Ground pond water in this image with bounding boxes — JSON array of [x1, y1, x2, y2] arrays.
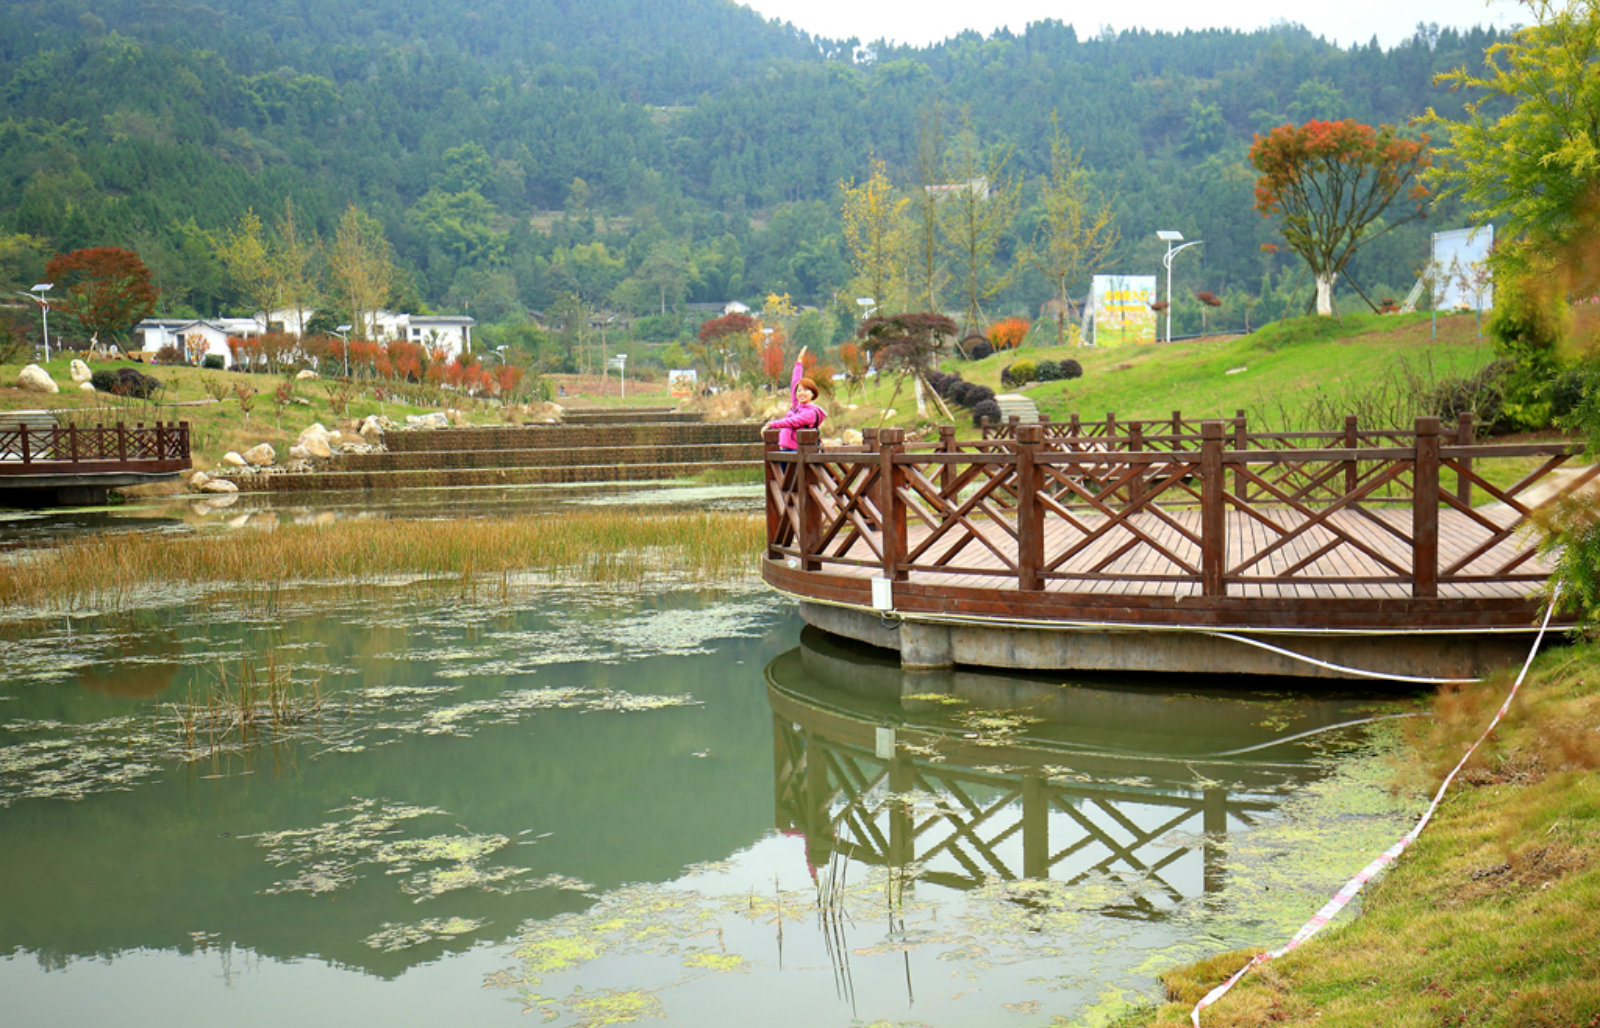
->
[[0, 570, 1425, 1027]]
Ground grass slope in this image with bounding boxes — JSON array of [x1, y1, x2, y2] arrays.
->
[[1131, 642, 1600, 1028], [833, 312, 1494, 436]]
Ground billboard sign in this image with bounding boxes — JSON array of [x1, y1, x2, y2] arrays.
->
[[668, 369, 698, 397], [1431, 225, 1493, 311], [1090, 275, 1158, 347]]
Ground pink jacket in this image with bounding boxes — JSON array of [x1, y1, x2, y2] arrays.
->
[[769, 358, 826, 450]]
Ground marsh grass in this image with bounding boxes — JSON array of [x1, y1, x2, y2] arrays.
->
[[172, 653, 324, 758], [0, 510, 765, 611], [1135, 641, 1600, 1028]]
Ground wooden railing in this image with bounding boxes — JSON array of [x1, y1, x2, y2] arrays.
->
[[0, 421, 191, 473], [764, 416, 1593, 603]]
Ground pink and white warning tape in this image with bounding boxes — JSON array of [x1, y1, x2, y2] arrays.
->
[[1190, 590, 1562, 1027]]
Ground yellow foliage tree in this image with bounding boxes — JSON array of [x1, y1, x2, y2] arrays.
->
[[839, 157, 908, 319]]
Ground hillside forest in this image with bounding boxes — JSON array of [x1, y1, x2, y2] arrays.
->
[[0, 0, 1509, 369]]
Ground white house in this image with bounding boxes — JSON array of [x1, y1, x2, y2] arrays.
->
[[133, 317, 266, 367], [133, 309, 477, 366], [362, 311, 476, 361]]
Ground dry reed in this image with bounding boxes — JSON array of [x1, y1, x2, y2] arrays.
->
[[1, 510, 766, 611]]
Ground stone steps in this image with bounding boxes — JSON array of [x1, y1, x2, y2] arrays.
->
[[229, 459, 763, 492], [227, 415, 765, 493], [994, 393, 1041, 422]]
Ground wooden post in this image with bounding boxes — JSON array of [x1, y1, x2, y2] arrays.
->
[[18, 422, 30, 464], [1413, 416, 1440, 598], [763, 427, 783, 556], [1016, 424, 1044, 590], [862, 426, 878, 452], [1128, 422, 1145, 506], [1201, 421, 1226, 597], [68, 423, 79, 463], [1455, 411, 1473, 507], [1172, 409, 1182, 438], [1106, 410, 1117, 446], [1343, 415, 1359, 497], [1231, 410, 1247, 500], [1069, 412, 1081, 439], [796, 429, 824, 571], [878, 428, 908, 581], [938, 424, 956, 496], [117, 423, 127, 463]]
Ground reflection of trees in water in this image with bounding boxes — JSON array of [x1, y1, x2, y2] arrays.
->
[[78, 629, 184, 698]]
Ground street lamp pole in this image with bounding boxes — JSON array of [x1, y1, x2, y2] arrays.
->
[[1156, 232, 1202, 343], [335, 323, 353, 379], [26, 283, 52, 361]]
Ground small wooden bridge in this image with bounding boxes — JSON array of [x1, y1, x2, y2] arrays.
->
[[0, 418, 191, 505], [763, 412, 1595, 681]]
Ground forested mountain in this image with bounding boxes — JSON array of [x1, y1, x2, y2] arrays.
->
[[0, 0, 1505, 352]]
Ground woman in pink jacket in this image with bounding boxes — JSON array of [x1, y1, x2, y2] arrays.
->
[[764, 345, 826, 450]]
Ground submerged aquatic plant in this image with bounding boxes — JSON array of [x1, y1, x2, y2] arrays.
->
[[171, 653, 324, 756]]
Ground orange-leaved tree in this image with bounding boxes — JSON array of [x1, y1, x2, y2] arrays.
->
[[987, 317, 1030, 350], [1249, 119, 1430, 316], [45, 246, 159, 345]]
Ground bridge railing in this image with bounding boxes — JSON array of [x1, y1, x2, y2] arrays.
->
[[0, 421, 191, 471], [764, 417, 1593, 601]]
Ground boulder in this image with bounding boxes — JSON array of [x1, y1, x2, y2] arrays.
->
[[295, 369, 319, 380], [243, 443, 276, 467], [79, 381, 96, 392], [222, 451, 248, 467], [200, 477, 239, 493], [359, 416, 386, 445], [69, 359, 92, 384], [16, 364, 58, 394], [405, 411, 450, 430], [841, 429, 864, 446], [288, 444, 310, 460], [188, 471, 211, 491], [296, 423, 334, 459]]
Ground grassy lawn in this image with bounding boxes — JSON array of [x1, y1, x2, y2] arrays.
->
[[828, 311, 1496, 439], [1125, 639, 1600, 1028]]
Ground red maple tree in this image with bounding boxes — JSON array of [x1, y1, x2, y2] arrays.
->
[[44, 246, 159, 344]]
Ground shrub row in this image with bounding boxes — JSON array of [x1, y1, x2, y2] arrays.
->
[[925, 370, 998, 427]]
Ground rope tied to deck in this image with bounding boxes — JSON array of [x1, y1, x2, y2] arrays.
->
[[1190, 584, 1563, 1027]]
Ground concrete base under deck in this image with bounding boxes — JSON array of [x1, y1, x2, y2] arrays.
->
[[798, 600, 1539, 682]]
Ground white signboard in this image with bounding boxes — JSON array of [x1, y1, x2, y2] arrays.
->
[[1432, 225, 1493, 311], [668, 369, 698, 397], [1089, 275, 1158, 347]]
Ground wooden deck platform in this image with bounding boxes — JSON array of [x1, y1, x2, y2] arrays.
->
[[0, 420, 190, 505], [762, 415, 1594, 679]]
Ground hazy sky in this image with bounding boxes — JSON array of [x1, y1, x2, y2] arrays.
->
[[742, 0, 1521, 50]]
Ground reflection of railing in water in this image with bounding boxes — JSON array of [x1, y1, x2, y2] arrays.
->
[[772, 712, 1269, 917], [765, 641, 1347, 918]]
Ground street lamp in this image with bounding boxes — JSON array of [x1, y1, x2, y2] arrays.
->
[[22, 283, 51, 361], [334, 323, 353, 379], [608, 352, 628, 399], [1156, 231, 1202, 343]]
